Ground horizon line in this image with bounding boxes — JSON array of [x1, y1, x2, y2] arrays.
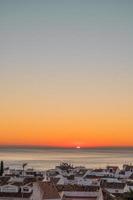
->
[[0, 144, 133, 149]]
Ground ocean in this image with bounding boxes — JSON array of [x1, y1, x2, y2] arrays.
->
[[0, 147, 133, 170]]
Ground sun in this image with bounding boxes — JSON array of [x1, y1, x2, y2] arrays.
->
[[76, 146, 81, 149]]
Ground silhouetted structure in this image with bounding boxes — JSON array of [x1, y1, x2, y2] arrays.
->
[[0, 161, 4, 176]]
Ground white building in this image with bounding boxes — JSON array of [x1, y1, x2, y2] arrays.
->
[[0, 183, 32, 200], [61, 189, 104, 200]]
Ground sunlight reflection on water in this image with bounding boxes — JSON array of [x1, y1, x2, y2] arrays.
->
[[0, 147, 133, 170]]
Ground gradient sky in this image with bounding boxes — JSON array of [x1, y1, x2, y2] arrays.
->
[[0, 0, 133, 147]]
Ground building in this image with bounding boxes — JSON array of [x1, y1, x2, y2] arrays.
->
[[32, 181, 61, 200]]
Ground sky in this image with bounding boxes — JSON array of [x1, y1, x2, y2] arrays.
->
[[0, 0, 133, 147]]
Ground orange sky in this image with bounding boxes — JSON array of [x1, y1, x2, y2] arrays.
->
[[0, 93, 132, 147], [0, 68, 132, 147]]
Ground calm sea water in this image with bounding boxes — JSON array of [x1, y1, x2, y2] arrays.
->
[[0, 147, 133, 170]]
